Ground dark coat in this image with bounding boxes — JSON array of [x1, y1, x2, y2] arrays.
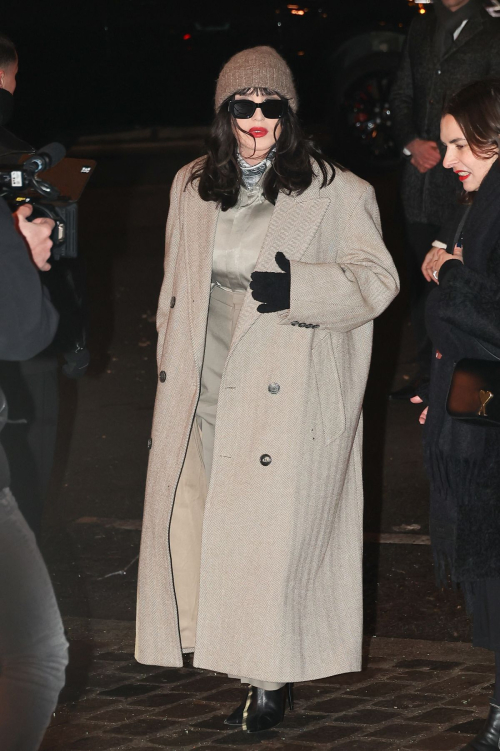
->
[[390, 6, 500, 227], [424, 161, 500, 582], [0, 197, 58, 490]]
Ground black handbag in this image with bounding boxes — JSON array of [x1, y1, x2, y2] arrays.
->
[[447, 356, 500, 427]]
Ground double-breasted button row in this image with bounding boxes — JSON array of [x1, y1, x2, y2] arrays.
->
[[291, 321, 319, 329], [260, 454, 272, 466], [170, 296, 176, 308], [159, 371, 166, 383]]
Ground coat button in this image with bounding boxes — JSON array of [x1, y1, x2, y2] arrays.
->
[[260, 454, 272, 466], [147, 438, 152, 450], [159, 370, 166, 383], [170, 296, 176, 308], [298, 322, 306, 327], [291, 321, 299, 326], [268, 383, 280, 394], [312, 324, 320, 329]]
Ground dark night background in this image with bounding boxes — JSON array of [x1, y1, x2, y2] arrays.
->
[[3, 4, 500, 747], [3, 0, 418, 161], [2, 0, 487, 644]]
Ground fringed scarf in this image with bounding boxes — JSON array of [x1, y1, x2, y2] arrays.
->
[[424, 162, 500, 587]]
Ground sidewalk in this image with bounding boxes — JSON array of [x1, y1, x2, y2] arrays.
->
[[41, 617, 494, 751]]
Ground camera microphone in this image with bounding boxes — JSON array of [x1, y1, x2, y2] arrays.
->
[[24, 142, 66, 174]]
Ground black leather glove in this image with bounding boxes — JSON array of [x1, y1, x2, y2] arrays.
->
[[250, 252, 291, 314]]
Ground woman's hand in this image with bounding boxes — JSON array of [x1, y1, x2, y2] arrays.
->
[[250, 252, 291, 313], [422, 244, 463, 284], [410, 395, 428, 424]]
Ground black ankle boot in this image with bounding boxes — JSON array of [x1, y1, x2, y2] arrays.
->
[[460, 703, 500, 750], [224, 699, 246, 726], [237, 683, 293, 733]]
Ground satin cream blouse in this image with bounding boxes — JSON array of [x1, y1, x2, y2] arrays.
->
[[212, 185, 275, 293]]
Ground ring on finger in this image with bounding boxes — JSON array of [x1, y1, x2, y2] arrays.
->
[[432, 269, 439, 280]]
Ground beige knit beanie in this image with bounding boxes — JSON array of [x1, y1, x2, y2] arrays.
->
[[214, 46, 298, 112]]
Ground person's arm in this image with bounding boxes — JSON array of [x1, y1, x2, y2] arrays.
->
[[0, 197, 58, 360], [278, 185, 399, 332], [436, 245, 500, 352], [390, 21, 440, 173], [390, 22, 419, 152]]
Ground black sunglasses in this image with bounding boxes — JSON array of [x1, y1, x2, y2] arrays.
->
[[228, 99, 289, 120]]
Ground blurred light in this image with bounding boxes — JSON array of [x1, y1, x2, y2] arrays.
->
[[183, 33, 191, 40], [291, 9, 305, 14], [287, 4, 300, 7], [298, 50, 305, 55], [419, 7, 426, 13], [322, 12, 328, 17]]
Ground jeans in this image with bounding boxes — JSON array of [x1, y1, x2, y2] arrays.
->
[[0, 487, 68, 751]]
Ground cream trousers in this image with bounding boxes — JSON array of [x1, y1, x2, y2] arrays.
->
[[169, 285, 284, 691]]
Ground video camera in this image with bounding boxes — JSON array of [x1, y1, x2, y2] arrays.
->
[[0, 143, 95, 260]]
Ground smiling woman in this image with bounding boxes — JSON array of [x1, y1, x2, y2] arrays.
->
[[417, 79, 500, 751]]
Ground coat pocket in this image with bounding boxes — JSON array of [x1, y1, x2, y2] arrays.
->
[[312, 334, 346, 445]]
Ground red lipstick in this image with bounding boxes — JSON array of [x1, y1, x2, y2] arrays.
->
[[454, 171, 470, 182], [248, 127, 268, 138]]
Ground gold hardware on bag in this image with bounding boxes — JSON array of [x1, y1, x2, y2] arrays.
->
[[478, 389, 494, 416]]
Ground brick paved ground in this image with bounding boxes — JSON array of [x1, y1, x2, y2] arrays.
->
[[40, 617, 495, 751]]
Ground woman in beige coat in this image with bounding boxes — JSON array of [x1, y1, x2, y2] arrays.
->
[[136, 46, 399, 733]]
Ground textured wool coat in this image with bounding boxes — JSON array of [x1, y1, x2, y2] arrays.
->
[[390, 5, 500, 226], [135, 161, 399, 682]]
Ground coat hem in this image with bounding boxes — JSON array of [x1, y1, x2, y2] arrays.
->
[[191, 656, 363, 683]]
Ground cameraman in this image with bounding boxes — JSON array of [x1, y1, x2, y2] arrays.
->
[[0, 33, 89, 538], [0, 195, 68, 749]]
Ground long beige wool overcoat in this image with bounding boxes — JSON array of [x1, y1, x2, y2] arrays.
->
[[136, 159, 399, 683]]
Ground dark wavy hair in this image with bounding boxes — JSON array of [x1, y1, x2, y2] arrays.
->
[[443, 79, 500, 203], [189, 88, 341, 210], [444, 79, 500, 160]]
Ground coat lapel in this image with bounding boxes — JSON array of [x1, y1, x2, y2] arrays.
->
[[441, 14, 484, 63], [227, 185, 330, 357], [183, 188, 219, 370]]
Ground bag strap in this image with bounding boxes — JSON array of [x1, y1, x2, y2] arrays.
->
[[451, 205, 472, 248]]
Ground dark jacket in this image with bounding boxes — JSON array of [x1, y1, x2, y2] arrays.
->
[[390, 6, 500, 227], [0, 197, 59, 489], [423, 161, 500, 582]]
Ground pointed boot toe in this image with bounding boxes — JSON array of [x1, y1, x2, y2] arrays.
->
[[459, 703, 500, 751], [224, 700, 245, 726], [242, 683, 293, 733]]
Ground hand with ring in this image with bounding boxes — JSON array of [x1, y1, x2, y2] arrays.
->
[[422, 244, 464, 284]]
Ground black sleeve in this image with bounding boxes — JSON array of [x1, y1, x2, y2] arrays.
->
[[389, 20, 419, 151], [438, 249, 500, 353], [0, 197, 59, 361]]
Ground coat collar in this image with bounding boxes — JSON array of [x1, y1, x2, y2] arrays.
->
[[182, 173, 330, 367], [228, 184, 330, 357], [440, 11, 486, 62]]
